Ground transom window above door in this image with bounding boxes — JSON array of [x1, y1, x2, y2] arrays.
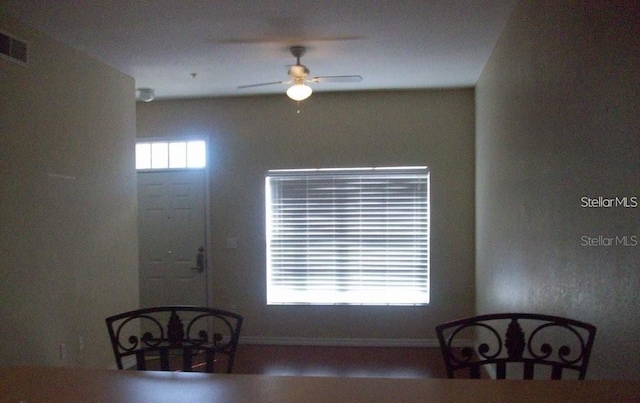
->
[[136, 140, 206, 170]]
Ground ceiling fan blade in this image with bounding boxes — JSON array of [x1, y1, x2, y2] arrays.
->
[[238, 81, 289, 89], [212, 36, 363, 45], [310, 75, 363, 83]]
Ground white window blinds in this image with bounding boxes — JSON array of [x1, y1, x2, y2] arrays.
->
[[265, 167, 430, 305]]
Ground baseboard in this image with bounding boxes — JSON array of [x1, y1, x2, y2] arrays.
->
[[240, 336, 473, 348], [483, 364, 497, 379], [119, 356, 137, 370]]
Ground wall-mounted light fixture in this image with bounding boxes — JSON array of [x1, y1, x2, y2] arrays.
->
[[136, 88, 155, 102]]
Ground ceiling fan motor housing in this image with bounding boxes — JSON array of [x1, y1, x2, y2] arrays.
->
[[288, 64, 309, 78]]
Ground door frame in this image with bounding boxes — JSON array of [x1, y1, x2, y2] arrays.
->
[[135, 136, 212, 308]]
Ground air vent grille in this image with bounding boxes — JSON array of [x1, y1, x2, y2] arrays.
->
[[0, 30, 28, 66]]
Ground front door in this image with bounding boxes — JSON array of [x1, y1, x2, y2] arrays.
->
[[137, 170, 208, 307]]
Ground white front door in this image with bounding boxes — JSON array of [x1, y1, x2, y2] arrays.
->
[[137, 170, 208, 307]]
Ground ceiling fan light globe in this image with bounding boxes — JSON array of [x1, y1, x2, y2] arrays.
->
[[286, 84, 312, 101]]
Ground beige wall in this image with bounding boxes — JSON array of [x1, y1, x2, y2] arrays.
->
[[0, 15, 139, 368], [476, 1, 639, 379], [137, 89, 476, 343]]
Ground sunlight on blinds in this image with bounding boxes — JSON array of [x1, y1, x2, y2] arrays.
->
[[266, 167, 429, 305]]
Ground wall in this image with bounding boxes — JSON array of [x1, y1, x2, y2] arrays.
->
[[476, 0, 639, 379], [0, 14, 139, 368], [137, 89, 475, 344]]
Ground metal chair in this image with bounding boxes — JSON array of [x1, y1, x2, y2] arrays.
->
[[106, 306, 243, 373], [436, 313, 596, 379]]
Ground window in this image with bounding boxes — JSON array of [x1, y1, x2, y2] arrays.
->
[[135, 140, 206, 170], [265, 167, 430, 305]]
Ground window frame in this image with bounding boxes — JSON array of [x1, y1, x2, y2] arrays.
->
[[265, 166, 430, 306], [135, 139, 207, 171]]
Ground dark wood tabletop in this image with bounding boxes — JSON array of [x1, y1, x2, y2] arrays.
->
[[1, 365, 639, 402]]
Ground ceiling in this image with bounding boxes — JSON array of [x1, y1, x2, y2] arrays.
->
[[2, 0, 518, 101]]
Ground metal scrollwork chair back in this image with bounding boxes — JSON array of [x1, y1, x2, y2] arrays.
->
[[106, 306, 243, 373], [436, 313, 596, 380]]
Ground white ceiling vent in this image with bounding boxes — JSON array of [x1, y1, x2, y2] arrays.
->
[[0, 30, 28, 66]]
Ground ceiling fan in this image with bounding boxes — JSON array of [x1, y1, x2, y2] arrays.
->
[[238, 46, 362, 101]]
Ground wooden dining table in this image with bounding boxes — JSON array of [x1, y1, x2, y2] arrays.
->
[[1, 365, 639, 402]]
